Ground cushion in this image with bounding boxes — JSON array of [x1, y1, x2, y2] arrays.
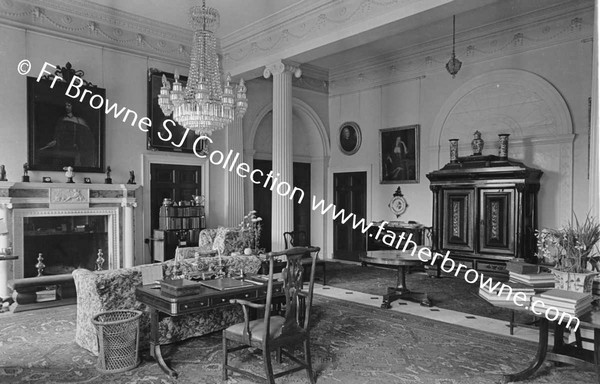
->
[[198, 228, 218, 247], [224, 316, 285, 342], [174, 245, 217, 262], [212, 227, 242, 255]]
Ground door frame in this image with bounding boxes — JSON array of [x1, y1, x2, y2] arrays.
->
[[328, 165, 372, 260], [141, 153, 209, 263]]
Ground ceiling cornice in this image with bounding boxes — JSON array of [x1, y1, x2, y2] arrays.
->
[[328, 1, 593, 96], [0, 0, 191, 65]]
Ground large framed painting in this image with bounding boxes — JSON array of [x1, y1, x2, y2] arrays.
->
[[27, 77, 105, 172], [379, 124, 420, 184], [147, 69, 207, 153]]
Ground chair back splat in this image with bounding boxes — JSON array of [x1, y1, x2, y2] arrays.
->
[[223, 246, 320, 384]]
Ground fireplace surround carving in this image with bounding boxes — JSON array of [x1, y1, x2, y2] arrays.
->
[[0, 182, 139, 298]]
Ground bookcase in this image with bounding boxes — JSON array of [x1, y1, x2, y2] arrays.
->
[[152, 204, 206, 262]]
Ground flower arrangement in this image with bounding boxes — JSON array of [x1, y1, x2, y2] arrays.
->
[[535, 213, 600, 273], [237, 210, 263, 253]]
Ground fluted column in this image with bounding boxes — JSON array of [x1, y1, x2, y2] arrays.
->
[[227, 116, 245, 227], [264, 61, 301, 251], [121, 200, 137, 268]]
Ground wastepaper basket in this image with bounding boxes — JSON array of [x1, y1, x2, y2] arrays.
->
[[92, 309, 142, 373]]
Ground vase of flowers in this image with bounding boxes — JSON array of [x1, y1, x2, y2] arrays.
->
[[237, 210, 263, 254], [536, 214, 600, 293]]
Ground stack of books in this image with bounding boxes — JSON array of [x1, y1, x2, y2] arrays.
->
[[478, 281, 536, 306], [509, 272, 555, 288], [532, 288, 594, 318]]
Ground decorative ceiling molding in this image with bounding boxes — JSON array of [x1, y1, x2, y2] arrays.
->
[[0, 0, 191, 65], [221, 0, 456, 76], [328, 2, 593, 96]]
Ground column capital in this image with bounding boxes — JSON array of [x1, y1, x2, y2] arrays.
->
[[263, 61, 302, 79], [0, 201, 13, 210]]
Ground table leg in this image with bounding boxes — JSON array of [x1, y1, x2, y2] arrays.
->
[[381, 265, 432, 308], [502, 317, 549, 383], [149, 308, 178, 378]]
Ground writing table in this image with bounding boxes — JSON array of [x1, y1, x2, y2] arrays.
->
[[500, 305, 600, 383], [135, 279, 283, 378]]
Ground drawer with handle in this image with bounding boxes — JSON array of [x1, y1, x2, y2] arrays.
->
[[210, 290, 259, 306], [178, 297, 210, 313]]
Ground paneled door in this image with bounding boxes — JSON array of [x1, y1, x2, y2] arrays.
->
[[253, 160, 311, 252], [333, 172, 366, 262], [442, 189, 475, 252], [479, 188, 515, 255]]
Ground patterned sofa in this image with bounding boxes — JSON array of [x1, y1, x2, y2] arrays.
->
[[72, 254, 262, 355]]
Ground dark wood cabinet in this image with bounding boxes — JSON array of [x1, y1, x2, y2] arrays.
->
[[427, 155, 542, 273]]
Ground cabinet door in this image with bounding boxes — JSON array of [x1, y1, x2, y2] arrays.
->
[[442, 189, 475, 252], [479, 189, 515, 255]]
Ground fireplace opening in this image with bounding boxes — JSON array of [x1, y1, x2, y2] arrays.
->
[[23, 215, 108, 277]]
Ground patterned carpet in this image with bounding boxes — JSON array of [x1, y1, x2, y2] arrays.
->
[[322, 261, 535, 323], [0, 294, 598, 384]]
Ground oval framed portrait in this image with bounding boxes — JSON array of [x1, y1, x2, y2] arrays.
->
[[338, 122, 361, 155]]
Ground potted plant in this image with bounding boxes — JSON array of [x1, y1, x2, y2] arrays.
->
[[536, 213, 600, 293]]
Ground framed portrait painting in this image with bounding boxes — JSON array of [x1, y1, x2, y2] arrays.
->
[[338, 121, 361, 155], [27, 77, 105, 172], [147, 69, 207, 154], [379, 125, 420, 184]]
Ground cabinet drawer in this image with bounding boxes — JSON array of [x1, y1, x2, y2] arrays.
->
[[210, 290, 258, 306], [178, 298, 209, 313]]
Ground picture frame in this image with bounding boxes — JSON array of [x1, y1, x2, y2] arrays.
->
[[27, 77, 105, 172], [379, 125, 420, 184], [338, 122, 362, 155], [147, 69, 207, 154]]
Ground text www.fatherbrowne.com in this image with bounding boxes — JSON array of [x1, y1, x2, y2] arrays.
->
[[21, 61, 580, 332]]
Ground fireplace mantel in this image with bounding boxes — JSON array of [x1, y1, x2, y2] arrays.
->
[[0, 182, 140, 298]]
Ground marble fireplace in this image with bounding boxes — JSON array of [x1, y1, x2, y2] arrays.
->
[[0, 182, 139, 298]]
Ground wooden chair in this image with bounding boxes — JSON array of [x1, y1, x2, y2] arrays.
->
[[222, 246, 320, 384], [283, 231, 326, 285]]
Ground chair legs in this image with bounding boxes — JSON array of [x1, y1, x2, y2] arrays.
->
[[222, 335, 228, 382], [263, 347, 276, 384], [304, 339, 316, 384]]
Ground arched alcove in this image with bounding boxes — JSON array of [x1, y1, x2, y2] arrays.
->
[[244, 98, 330, 255], [429, 69, 574, 227]]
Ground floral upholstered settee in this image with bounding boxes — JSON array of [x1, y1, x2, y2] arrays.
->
[[72, 254, 262, 355], [174, 226, 253, 261]]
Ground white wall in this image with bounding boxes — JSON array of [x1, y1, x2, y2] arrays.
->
[[327, 21, 593, 258], [0, 25, 234, 264]]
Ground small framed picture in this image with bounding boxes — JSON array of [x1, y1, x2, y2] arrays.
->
[[338, 122, 361, 155], [84, 177, 92, 184], [42, 176, 52, 183]]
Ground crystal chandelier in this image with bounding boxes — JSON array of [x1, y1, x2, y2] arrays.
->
[[158, 0, 248, 136], [446, 15, 462, 78]]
